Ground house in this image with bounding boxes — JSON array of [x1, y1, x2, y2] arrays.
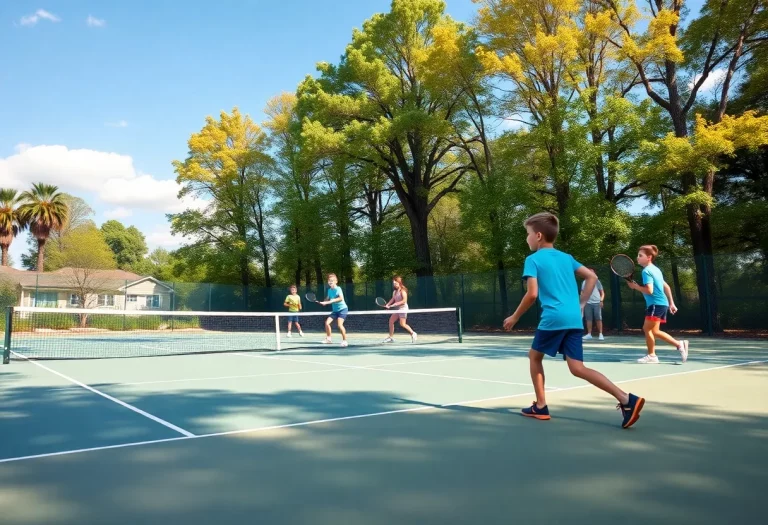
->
[[0, 266, 175, 311]]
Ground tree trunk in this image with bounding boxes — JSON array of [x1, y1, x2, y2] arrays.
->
[[403, 202, 436, 306], [1, 245, 7, 267], [314, 254, 323, 298], [670, 259, 683, 308], [36, 238, 47, 272], [240, 253, 250, 310], [294, 228, 302, 287]]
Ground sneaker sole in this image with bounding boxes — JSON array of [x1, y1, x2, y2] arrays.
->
[[622, 397, 645, 429], [522, 412, 551, 421]]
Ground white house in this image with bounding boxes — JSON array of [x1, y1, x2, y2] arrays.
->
[[0, 266, 175, 311]]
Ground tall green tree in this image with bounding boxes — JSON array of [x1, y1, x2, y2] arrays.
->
[[17, 183, 69, 272], [0, 189, 23, 267], [264, 92, 326, 288], [592, 0, 768, 330], [300, 0, 480, 280], [172, 108, 275, 305], [101, 220, 149, 271]]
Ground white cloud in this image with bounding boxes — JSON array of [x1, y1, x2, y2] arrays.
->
[[86, 15, 106, 28], [20, 9, 60, 26], [104, 207, 133, 219], [0, 144, 206, 213], [689, 69, 728, 93], [105, 120, 129, 128]]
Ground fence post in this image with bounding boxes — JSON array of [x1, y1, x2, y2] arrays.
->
[[208, 283, 213, 312], [702, 255, 714, 336], [460, 274, 465, 320], [3, 306, 13, 364]]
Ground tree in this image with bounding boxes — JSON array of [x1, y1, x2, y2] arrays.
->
[[53, 224, 117, 325], [591, 0, 768, 330], [264, 92, 326, 288], [300, 0, 480, 280], [101, 220, 149, 271], [172, 108, 275, 305], [17, 183, 69, 272], [0, 189, 23, 267]]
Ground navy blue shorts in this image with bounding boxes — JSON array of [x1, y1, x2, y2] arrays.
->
[[286, 315, 299, 323], [532, 329, 584, 361], [645, 305, 668, 324], [329, 309, 348, 321]]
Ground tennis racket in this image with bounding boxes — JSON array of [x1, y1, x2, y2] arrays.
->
[[375, 297, 388, 307], [305, 292, 320, 303], [610, 254, 636, 283]]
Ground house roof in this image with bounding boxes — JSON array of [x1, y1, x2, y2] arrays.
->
[[0, 266, 145, 289], [118, 276, 175, 292]]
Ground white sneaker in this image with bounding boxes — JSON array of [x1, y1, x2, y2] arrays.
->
[[382, 337, 394, 343], [678, 340, 689, 363], [322, 337, 332, 344], [286, 333, 292, 338], [299, 331, 304, 337], [411, 332, 418, 343], [340, 340, 348, 347], [583, 334, 593, 340], [598, 334, 604, 341], [637, 354, 659, 364]]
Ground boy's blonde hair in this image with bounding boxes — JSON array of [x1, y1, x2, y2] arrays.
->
[[327, 273, 338, 281], [524, 212, 559, 243]]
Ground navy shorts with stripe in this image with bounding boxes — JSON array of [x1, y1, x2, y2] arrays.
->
[[532, 329, 584, 361], [645, 304, 669, 323]]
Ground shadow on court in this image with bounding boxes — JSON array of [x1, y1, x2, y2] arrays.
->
[[1, 364, 766, 525]]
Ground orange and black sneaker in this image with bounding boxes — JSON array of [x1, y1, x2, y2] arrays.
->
[[619, 393, 645, 429], [522, 402, 551, 420]]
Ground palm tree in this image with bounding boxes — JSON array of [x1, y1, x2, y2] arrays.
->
[[0, 188, 24, 266], [17, 183, 69, 271]]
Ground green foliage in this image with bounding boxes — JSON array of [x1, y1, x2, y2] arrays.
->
[[101, 220, 149, 271]]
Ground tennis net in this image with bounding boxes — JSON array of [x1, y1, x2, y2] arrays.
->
[[2, 306, 462, 362]]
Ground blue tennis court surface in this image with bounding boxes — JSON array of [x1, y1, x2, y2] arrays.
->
[[1, 334, 766, 524]]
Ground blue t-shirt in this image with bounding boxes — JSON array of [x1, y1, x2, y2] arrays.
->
[[641, 264, 669, 307], [327, 286, 347, 312], [523, 248, 584, 330]]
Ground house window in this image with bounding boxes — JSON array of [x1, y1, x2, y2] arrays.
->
[[34, 292, 58, 308], [69, 294, 80, 306], [127, 295, 137, 303], [148, 295, 161, 308], [98, 294, 114, 307]]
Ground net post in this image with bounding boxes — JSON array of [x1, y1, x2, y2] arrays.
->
[[3, 307, 13, 364], [456, 306, 463, 343], [274, 314, 282, 351]]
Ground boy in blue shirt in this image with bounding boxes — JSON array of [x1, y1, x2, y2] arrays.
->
[[503, 212, 645, 429], [319, 273, 349, 347]]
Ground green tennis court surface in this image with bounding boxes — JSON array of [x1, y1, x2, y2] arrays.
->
[[1, 334, 766, 524]]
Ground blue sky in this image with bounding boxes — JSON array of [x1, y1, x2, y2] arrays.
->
[[1, 0, 707, 269]]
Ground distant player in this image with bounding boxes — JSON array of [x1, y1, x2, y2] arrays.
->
[[503, 212, 644, 429], [283, 285, 304, 337], [382, 276, 417, 343], [319, 273, 348, 347], [627, 245, 689, 364]]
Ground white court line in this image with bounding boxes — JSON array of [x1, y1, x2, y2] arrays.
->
[[477, 346, 759, 363], [121, 367, 351, 386], [121, 356, 483, 386], [11, 352, 195, 438], [232, 352, 534, 388], [1, 358, 767, 464]]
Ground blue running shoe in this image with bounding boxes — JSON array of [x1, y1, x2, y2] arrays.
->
[[522, 401, 551, 420], [618, 393, 645, 429]]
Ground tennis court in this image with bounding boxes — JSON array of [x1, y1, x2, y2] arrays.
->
[[2, 314, 766, 525]]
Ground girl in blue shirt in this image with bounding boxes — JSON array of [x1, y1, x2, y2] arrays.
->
[[627, 245, 689, 364]]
